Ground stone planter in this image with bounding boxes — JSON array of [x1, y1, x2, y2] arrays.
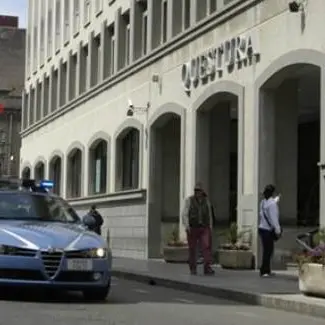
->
[[163, 246, 188, 263], [218, 249, 254, 269], [299, 263, 325, 298]]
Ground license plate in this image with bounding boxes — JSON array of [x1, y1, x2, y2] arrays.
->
[[67, 259, 93, 271]]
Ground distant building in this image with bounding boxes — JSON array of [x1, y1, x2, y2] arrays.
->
[[0, 16, 25, 177]]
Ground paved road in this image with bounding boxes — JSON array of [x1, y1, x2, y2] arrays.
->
[[0, 278, 324, 325]]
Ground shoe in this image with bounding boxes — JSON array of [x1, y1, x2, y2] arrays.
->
[[260, 272, 275, 278], [204, 268, 215, 275]]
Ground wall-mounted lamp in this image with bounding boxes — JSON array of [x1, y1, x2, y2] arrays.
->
[[288, 1, 304, 13]]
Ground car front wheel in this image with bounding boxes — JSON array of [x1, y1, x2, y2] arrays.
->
[[82, 285, 110, 301]]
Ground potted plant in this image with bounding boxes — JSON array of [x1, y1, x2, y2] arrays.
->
[[163, 226, 188, 263], [295, 228, 325, 298], [217, 222, 254, 269]]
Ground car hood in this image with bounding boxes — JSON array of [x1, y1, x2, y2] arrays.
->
[[0, 221, 106, 250]]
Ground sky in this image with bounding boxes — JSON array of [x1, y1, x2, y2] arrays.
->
[[0, 0, 27, 28]]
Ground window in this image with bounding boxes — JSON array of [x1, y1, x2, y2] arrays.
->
[[84, 0, 91, 25], [161, 0, 168, 44], [125, 22, 130, 66], [73, 0, 80, 34], [47, 7, 53, 57], [120, 129, 139, 190], [208, 0, 217, 14], [183, 0, 190, 30], [64, 0, 70, 43], [40, 0, 45, 64], [34, 162, 45, 181], [89, 140, 107, 195], [0, 193, 79, 223], [110, 32, 115, 75], [49, 156, 62, 195], [55, 0, 61, 50], [141, 11, 148, 55], [67, 149, 82, 198]]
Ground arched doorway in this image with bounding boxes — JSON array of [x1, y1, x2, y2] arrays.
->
[[115, 127, 140, 191], [67, 148, 82, 198], [89, 139, 108, 195], [49, 155, 62, 195], [34, 161, 45, 182], [259, 63, 321, 227], [148, 112, 182, 258], [196, 92, 239, 226], [21, 166, 31, 179]]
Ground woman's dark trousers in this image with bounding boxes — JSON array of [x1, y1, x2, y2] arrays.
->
[[259, 228, 274, 275]]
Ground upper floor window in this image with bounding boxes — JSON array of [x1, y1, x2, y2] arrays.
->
[[142, 10, 148, 56], [183, 0, 190, 30], [95, 0, 103, 15], [84, 0, 91, 25], [47, 8, 53, 57], [73, 0, 80, 34], [55, 0, 61, 50], [161, 0, 168, 44], [64, 0, 70, 43]]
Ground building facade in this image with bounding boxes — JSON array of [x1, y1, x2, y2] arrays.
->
[[21, 0, 325, 261], [0, 16, 25, 178]]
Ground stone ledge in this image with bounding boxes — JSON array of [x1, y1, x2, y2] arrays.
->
[[68, 189, 146, 206]]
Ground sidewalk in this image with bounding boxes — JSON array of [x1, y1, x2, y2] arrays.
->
[[112, 257, 325, 319]]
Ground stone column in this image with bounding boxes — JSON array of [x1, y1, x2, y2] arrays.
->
[[275, 80, 298, 225], [209, 103, 231, 224], [48, 66, 53, 113], [40, 74, 45, 119], [62, 156, 67, 199], [190, 0, 197, 25], [319, 65, 325, 228], [180, 109, 197, 241], [76, 43, 81, 96], [195, 111, 211, 193]]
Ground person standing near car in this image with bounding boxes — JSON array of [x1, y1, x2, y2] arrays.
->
[[182, 183, 214, 276], [258, 184, 282, 277], [88, 205, 104, 235]]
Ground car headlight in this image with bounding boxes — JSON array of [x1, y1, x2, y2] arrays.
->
[[88, 248, 107, 258]]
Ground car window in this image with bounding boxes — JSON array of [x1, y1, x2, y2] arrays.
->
[[0, 193, 80, 223]]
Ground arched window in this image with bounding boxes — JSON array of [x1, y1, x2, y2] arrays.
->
[[67, 148, 82, 198], [34, 161, 45, 181], [21, 166, 31, 179], [49, 155, 62, 195], [116, 127, 140, 191], [89, 140, 107, 195]]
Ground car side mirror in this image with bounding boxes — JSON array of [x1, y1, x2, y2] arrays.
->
[[82, 215, 96, 230]]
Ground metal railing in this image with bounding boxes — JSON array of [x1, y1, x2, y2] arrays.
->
[[296, 228, 319, 252]]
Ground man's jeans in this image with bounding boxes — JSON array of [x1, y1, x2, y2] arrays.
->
[[187, 226, 212, 271]]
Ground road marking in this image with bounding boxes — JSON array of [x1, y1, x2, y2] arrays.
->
[[173, 298, 194, 304], [133, 288, 149, 294], [234, 311, 261, 318]]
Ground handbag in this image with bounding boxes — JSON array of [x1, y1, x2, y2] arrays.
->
[[262, 205, 281, 241]]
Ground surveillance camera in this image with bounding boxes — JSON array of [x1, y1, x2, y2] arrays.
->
[[289, 1, 300, 12], [128, 99, 133, 108]]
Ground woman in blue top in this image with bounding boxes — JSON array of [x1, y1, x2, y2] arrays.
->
[[258, 184, 281, 277]]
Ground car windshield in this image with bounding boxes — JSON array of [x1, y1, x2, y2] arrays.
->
[[0, 193, 80, 223]]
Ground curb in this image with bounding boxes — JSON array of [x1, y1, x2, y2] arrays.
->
[[112, 269, 325, 319]]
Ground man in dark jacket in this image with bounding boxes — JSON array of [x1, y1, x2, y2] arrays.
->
[[182, 183, 214, 275], [89, 205, 104, 235]]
